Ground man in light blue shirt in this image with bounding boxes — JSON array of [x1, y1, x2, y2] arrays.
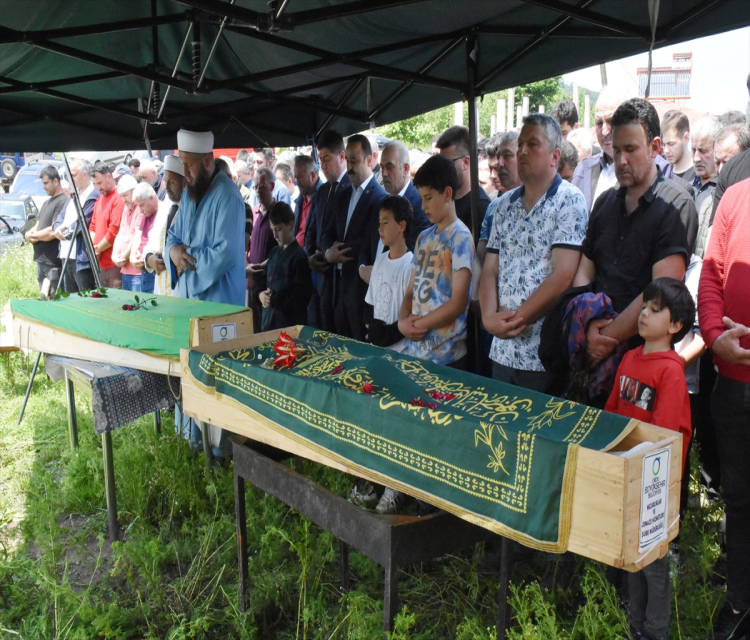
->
[[166, 130, 246, 306]]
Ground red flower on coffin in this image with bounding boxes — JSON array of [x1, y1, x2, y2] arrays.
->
[[331, 365, 344, 375], [362, 381, 373, 394], [272, 331, 299, 368]]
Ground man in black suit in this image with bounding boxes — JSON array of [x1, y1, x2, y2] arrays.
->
[[305, 130, 350, 331], [359, 139, 431, 283], [322, 134, 387, 340]]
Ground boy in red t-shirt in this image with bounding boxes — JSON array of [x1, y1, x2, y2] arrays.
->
[[605, 277, 695, 640]]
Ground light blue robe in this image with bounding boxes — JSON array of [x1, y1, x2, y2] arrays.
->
[[166, 170, 246, 306]]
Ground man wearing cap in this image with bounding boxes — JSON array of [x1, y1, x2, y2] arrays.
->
[[144, 155, 186, 295], [112, 164, 133, 184], [165, 130, 246, 306], [110, 175, 143, 291], [90, 161, 125, 289]]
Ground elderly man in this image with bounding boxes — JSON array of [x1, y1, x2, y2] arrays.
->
[[111, 175, 143, 291], [246, 167, 281, 332], [234, 159, 254, 204], [130, 182, 171, 294], [89, 161, 124, 289], [250, 148, 290, 208], [274, 162, 298, 206], [144, 155, 185, 295], [53, 158, 100, 292], [567, 128, 593, 161], [572, 99, 696, 397], [359, 139, 430, 283], [661, 110, 695, 184], [305, 130, 351, 331], [322, 134, 387, 340], [25, 166, 67, 295], [690, 118, 721, 259], [698, 175, 750, 640], [714, 124, 749, 175], [436, 125, 491, 238], [571, 85, 629, 213], [138, 158, 167, 200], [166, 129, 245, 306], [480, 114, 587, 391]]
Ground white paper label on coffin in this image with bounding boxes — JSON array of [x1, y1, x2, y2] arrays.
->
[[211, 323, 236, 342], [639, 445, 671, 553]]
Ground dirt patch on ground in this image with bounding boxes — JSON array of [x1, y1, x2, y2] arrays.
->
[[57, 514, 114, 593]]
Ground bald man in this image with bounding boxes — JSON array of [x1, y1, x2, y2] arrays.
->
[[571, 85, 630, 212]]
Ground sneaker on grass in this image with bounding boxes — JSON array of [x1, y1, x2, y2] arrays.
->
[[348, 481, 378, 508], [707, 601, 750, 640], [375, 487, 404, 514]]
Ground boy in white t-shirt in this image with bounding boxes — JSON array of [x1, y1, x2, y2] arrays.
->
[[364, 196, 414, 351]]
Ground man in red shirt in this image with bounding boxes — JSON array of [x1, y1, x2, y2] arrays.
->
[[292, 155, 319, 249], [90, 161, 125, 289], [698, 176, 750, 640]]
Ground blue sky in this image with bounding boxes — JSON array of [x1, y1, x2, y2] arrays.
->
[[563, 26, 749, 116]]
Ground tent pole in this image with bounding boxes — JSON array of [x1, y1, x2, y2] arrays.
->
[[466, 35, 480, 241]]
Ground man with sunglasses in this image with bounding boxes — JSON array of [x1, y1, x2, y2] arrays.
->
[[436, 125, 490, 242]]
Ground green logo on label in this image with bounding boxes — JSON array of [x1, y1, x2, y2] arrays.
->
[[652, 457, 661, 476], [220, 327, 228, 338]]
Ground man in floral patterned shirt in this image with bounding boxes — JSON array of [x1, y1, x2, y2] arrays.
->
[[479, 113, 588, 392]]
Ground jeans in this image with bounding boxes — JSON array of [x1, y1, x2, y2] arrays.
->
[[122, 272, 155, 293], [712, 373, 750, 609], [492, 361, 550, 393], [628, 554, 670, 639]]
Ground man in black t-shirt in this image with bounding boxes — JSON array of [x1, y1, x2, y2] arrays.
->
[[25, 165, 67, 295], [436, 125, 490, 240], [573, 99, 697, 383]]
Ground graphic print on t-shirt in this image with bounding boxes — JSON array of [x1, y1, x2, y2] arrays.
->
[[618, 375, 656, 412]]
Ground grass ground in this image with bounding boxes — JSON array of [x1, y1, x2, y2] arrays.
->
[[0, 244, 728, 639]]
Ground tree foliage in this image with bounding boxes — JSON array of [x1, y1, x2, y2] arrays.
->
[[377, 76, 598, 149]]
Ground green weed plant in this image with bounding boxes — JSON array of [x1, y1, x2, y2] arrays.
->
[[0, 244, 730, 638]]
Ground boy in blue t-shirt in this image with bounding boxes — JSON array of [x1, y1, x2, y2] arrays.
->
[[398, 154, 475, 368]]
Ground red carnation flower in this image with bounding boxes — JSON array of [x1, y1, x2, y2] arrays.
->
[[427, 402, 438, 410], [362, 381, 373, 394], [331, 365, 343, 375], [91, 292, 102, 298]]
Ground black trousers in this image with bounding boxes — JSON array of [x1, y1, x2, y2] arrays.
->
[[74, 267, 97, 291], [712, 373, 750, 610]]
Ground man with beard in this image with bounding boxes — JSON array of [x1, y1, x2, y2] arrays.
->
[[166, 130, 245, 306], [436, 125, 490, 240], [292, 155, 320, 249], [572, 99, 696, 401], [144, 155, 186, 295], [661, 110, 696, 185], [322, 134, 387, 340], [90, 161, 125, 289]]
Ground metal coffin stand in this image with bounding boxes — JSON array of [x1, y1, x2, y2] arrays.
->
[[231, 436, 503, 637]]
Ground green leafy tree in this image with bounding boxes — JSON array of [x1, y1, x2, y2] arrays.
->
[[377, 76, 597, 148]]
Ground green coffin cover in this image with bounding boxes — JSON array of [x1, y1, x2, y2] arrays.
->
[[11, 289, 246, 358], [187, 327, 637, 551]]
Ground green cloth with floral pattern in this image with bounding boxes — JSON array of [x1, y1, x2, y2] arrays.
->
[[187, 327, 636, 550]]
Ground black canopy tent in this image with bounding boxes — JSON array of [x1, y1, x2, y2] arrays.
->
[[1, 0, 748, 152]]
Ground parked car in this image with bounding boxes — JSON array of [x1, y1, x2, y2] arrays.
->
[[0, 193, 39, 220], [0, 194, 38, 254], [10, 160, 70, 210], [68, 150, 135, 167]]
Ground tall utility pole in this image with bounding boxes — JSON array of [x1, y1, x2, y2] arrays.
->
[[600, 63, 608, 87]]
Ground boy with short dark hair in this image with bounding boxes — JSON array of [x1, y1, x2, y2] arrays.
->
[[605, 276, 695, 640], [365, 195, 414, 351], [398, 154, 475, 369], [259, 202, 313, 332]]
